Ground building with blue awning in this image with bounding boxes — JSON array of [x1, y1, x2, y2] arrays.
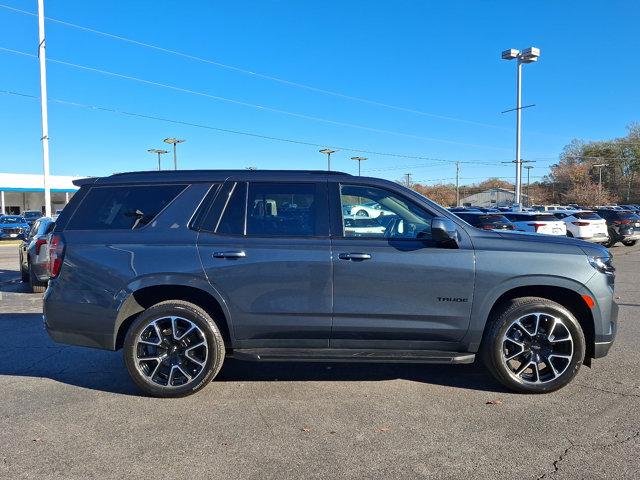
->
[[0, 173, 80, 215]]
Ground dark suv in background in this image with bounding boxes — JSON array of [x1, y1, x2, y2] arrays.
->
[[594, 209, 640, 247], [44, 170, 617, 397]]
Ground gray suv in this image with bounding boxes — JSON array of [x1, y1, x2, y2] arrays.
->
[[43, 170, 617, 397]]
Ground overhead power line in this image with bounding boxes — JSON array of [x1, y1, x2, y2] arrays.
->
[[0, 2, 517, 132], [0, 46, 514, 152], [0, 88, 518, 167]]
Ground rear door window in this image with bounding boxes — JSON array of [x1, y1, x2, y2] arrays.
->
[[67, 184, 186, 230], [574, 212, 601, 220], [246, 182, 323, 237]]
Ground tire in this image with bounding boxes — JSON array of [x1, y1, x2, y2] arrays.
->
[[481, 297, 585, 394], [622, 240, 637, 247], [603, 230, 617, 248], [123, 300, 225, 398], [355, 209, 369, 217], [566, 231, 574, 238], [20, 261, 29, 282], [29, 267, 46, 293]]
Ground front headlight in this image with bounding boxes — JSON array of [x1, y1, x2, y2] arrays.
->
[[588, 255, 615, 276]]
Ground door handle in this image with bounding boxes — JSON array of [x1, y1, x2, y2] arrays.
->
[[338, 252, 372, 261], [213, 250, 246, 259]]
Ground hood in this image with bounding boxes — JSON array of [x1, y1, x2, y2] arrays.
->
[[492, 229, 604, 256]]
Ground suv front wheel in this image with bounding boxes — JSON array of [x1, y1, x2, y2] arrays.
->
[[482, 297, 586, 393], [123, 300, 225, 397]]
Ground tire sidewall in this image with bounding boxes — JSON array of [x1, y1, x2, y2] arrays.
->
[[123, 302, 224, 398], [486, 299, 586, 393]]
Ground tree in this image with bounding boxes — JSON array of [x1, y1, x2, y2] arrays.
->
[[411, 183, 456, 206]]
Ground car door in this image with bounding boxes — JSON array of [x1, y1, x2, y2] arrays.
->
[[329, 181, 475, 349], [197, 180, 332, 348]]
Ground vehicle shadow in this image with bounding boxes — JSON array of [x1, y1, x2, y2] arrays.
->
[[0, 312, 507, 396]]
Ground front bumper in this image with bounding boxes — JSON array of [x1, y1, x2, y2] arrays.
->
[[593, 299, 618, 358]]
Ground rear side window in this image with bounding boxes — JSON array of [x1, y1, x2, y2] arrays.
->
[[67, 184, 186, 230], [215, 182, 247, 234], [247, 183, 319, 237]]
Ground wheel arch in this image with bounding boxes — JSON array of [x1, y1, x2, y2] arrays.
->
[[484, 285, 595, 363], [113, 278, 234, 351]]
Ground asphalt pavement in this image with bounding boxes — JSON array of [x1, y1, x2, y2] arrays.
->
[[0, 242, 638, 479]]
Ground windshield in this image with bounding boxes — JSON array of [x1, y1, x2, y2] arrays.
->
[[0, 216, 26, 224]]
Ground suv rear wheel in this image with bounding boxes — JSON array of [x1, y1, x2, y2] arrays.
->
[[481, 297, 585, 393], [123, 300, 225, 397]]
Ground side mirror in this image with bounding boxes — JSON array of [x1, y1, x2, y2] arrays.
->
[[431, 216, 459, 247]]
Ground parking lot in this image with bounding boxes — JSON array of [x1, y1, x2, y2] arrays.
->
[[0, 242, 639, 480]]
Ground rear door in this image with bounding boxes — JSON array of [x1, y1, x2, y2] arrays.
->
[[197, 180, 332, 348], [329, 181, 475, 349]]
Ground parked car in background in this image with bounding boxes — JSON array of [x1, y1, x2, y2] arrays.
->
[[551, 210, 609, 244], [0, 215, 30, 240], [594, 209, 640, 247], [343, 216, 386, 236], [619, 204, 640, 213], [55, 209, 64, 215], [19, 217, 55, 293], [531, 205, 569, 212], [503, 212, 567, 236], [44, 170, 617, 398], [453, 211, 515, 231], [349, 201, 394, 217], [23, 210, 43, 227]]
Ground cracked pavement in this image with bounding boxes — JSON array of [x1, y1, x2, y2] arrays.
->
[[0, 243, 639, 479]]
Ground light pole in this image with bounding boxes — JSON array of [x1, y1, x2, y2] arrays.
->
[[404, 173, 412, 188], [163, 138, 186, 170], [319, 149, 336, 171], [37, 0, 52, 217], [593, 163, 609, 193], [501, 47, 541, 209], [350, 156, 367, 176], [524, 165, 534, 207], [148, 148, 169, 171]]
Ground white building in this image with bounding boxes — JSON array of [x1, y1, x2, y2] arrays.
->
[[0, 172, 81, 215]]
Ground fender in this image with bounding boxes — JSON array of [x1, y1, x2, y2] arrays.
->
[[461, 272, 598, 351], [112, 273, 236, 349]]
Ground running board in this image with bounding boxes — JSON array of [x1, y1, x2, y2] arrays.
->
[[230, 348, 475, 364]]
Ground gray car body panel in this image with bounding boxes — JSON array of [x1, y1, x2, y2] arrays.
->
[[43, 170, 617, 360]]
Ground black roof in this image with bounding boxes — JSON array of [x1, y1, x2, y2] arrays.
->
[[73, 169, 353, 186]]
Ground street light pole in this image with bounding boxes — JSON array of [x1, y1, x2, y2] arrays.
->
[[455, 161, 460, 206], [350, 157, 367, 176], [148, 149, 169, 171], [319, 149, 336, 171], [37, 0, 52, 217], [502, 47, 540, 209], [405, 173, 412, 188], [163, 138, 186, 170]]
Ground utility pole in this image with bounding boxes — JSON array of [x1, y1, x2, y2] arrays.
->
[[405, 173, 412, 188], [524, 165, 534, 207], [319, 149, 336, 171], [37, 0, 52, 217], [593, 163, 609, 194], [455, 161, 460, 206], [163, 138, 186, 170]]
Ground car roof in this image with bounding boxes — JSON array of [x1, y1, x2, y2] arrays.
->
[[506, 211, 556, 216], [73, 169, 354, 186], [455, 211, 506, 216]]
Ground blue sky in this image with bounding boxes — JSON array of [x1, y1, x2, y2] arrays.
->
[[0, 0, 639, 184]]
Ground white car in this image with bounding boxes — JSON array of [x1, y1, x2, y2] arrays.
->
[[503, 212, 567, 236], [349, 202, 394, 218], [552, 210, 609, 244], [531, 204, 570, 212], [343, 216, 386, 236]]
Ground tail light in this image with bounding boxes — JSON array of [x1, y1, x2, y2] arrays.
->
[[35, 238, 47, 254], [613, 219, 631, 225], [571, 221, 590, 226], [528, 222, 545, 231], [48, 233, 65, 278], [481, 225, 494, 230]]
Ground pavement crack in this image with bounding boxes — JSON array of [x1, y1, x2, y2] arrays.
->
[[577, 383, 640, 398], [536, 441, 575, 479]]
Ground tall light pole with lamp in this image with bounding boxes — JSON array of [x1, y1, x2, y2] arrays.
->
[[319, 149, 336, 171], [501, 46, 541, 209], [350, 156, 367, 176], [163, 138, 186, 170], [524, 165, 534, 207], [148, 149, 169, 171], [593, 163, 609, 193]]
